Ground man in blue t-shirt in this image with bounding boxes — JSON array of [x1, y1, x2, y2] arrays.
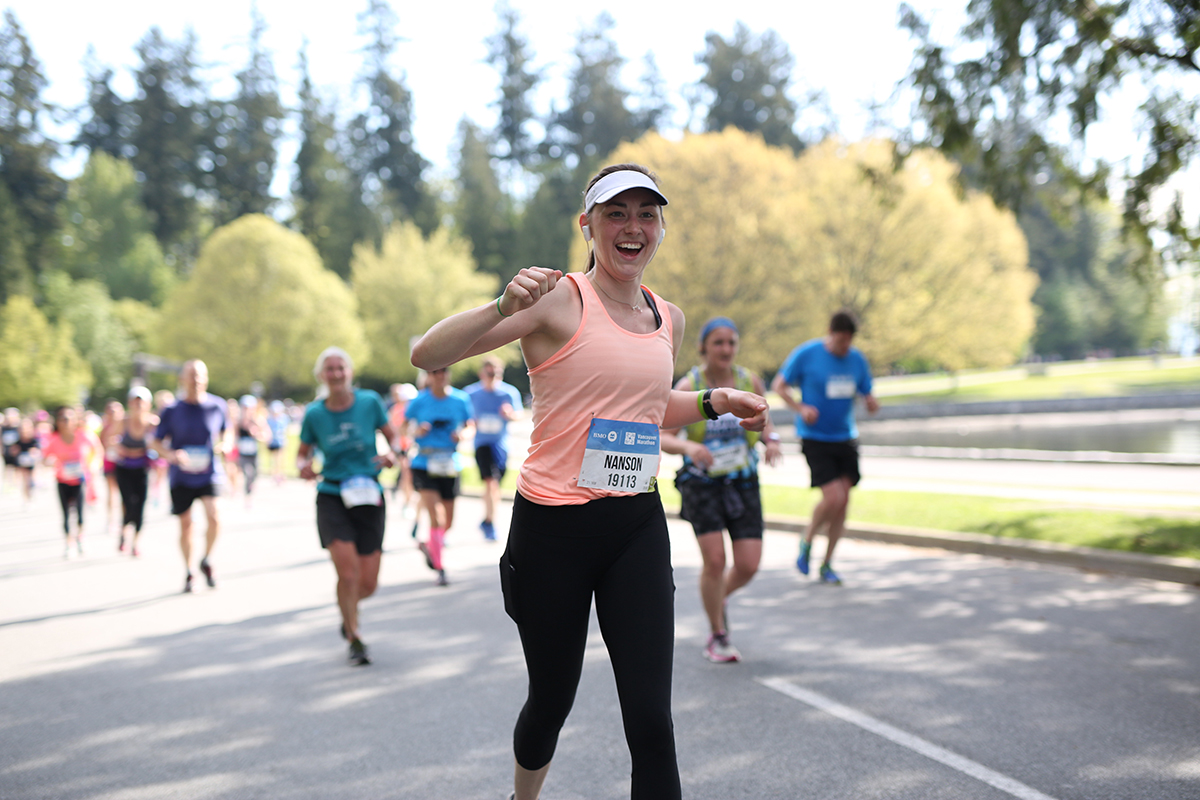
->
[[771, 311, 879, 584], [464, 355, 524, 541], [151, 360, 230, 593], [406, 367, 474, 584]]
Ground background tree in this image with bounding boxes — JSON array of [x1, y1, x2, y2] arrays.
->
[[0, 11, 64, 289], [633, 54, 672, 135], [156, 214, 368, 397], [42, 273, 137, 402], [788, 140, 1037, 371], [352, 220, 498, 385], [454, 119, 516, 281], [348, 0, 435, 234], [604, 131, 1037, 374], [901, 0, 1200, 265], [0, 180, 29, 304], [0, 295, 91, 409], [57, 152, 174, 303], [128, 26, 208, 264], [696, 22, 804, 152], [595, 129, 810, 375], [1022, 186, 1165, 358], [547, 13, 644, 173], [292, 43, 374, 280], [485, 2, 541, 171], [209, 8, 283, 226], [74, 48, 132, 160]]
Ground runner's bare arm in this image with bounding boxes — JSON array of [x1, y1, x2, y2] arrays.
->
[[411, 267, 563, 370]]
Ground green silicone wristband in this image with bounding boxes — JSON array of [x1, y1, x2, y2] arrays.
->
[[496, 297, 512, 318]]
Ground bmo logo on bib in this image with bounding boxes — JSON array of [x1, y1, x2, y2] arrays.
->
[[608, 431, 618, 442]]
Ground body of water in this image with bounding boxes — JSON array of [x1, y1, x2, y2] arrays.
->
[[857, 418, 1200, 456]]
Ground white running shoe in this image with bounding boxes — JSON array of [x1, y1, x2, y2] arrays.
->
[[703, 632, 741, 663]]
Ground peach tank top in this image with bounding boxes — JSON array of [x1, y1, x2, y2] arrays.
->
[[517, 272, 675, 505]]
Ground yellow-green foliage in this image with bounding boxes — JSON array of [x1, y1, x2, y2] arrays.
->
[[157, 215, 367, 396], [352, 221, 501, 384], [0, 296, 92, 409], [598, 130, 1037, 374]]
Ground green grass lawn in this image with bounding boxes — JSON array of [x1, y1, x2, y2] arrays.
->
[[652, 480, 1200, 560], [870, 356, 1200, 405]]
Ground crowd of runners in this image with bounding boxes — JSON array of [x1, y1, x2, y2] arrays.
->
[[2, 162, 881, 800]]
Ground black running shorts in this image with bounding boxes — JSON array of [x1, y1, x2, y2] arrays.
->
[[801, 438, 861, 488], [315, 491, 386, 555]]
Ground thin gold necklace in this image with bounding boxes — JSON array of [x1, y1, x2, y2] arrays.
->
[[593, 276, 643, 313]]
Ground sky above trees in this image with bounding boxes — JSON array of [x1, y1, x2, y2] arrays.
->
[[0, 1, 1030, 173]]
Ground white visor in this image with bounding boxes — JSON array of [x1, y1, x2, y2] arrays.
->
[[584, 170, 668, 212]]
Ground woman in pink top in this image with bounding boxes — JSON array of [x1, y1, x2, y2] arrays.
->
[[414, 164, 768, 800], [42, 406, 99, 558]]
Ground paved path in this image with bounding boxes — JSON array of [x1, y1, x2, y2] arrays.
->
[[1, 478, 1198, 799]]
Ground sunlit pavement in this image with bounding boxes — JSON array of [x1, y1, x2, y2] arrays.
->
[[1, 474, 1198, 800]]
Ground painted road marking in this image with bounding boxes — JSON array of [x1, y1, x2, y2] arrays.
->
[[758, 677, 1060, 800]]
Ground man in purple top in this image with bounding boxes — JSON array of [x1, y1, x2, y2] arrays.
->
[[151, 360, 230, 593]]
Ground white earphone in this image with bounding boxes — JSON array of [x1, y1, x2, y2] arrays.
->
[[658, 228, 666, 245]]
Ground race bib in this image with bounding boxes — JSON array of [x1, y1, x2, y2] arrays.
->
[[707, 439, 751, 476], [238, 435, 259, 456], [577, 418, 660, 493], [826, 376, 856, 399], [178, 446, 211, 474], [61, 460, 85, 481], [17, 451, 34, 468], [425, 452, 457, 477], [1, 430, 17, 446], [340, 475, 382, 507], [477, 414, 504, 436]]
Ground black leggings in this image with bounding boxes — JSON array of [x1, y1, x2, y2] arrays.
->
[[115, 465, 149, 532], [502, 491, 680, 800], [57, 482, 83, 534]]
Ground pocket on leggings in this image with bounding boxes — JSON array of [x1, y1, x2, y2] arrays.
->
[[499, 548, 520, 624]]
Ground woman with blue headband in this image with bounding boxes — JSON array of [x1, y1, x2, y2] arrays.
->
[[661, 316, 781, 663]]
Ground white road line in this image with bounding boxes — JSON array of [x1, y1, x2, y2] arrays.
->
[[757, 677, 1060, 800]]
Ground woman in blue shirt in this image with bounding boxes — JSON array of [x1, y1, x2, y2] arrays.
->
[[297, 346, 399, 666]]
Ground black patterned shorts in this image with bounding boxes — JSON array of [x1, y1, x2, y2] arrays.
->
[[676, 473, 763, 540]]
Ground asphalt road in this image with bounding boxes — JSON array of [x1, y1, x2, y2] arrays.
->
[[1, 475, 1198, 800]]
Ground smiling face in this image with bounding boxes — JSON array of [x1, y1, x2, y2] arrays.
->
[[320, 355, 351, 392], [581, 187, 665, 279]]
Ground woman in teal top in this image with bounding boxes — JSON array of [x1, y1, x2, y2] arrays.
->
[[298, 346, 399, 666]]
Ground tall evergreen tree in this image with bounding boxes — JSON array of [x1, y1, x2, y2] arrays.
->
[[697, 22, 804, 152], [74, 47, 133, 160], [210, 7, 283, 225], [547, 13, 641, 173], [485, 2, 542, 170], [454, 118, 515, 280], [633, 54, 672, 135], [293, 42, 374, 279], [128, 27, 208, 262], [0, 180, 29, 304], [0, 11, 64, 287], [349, 0, 434, 234]]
